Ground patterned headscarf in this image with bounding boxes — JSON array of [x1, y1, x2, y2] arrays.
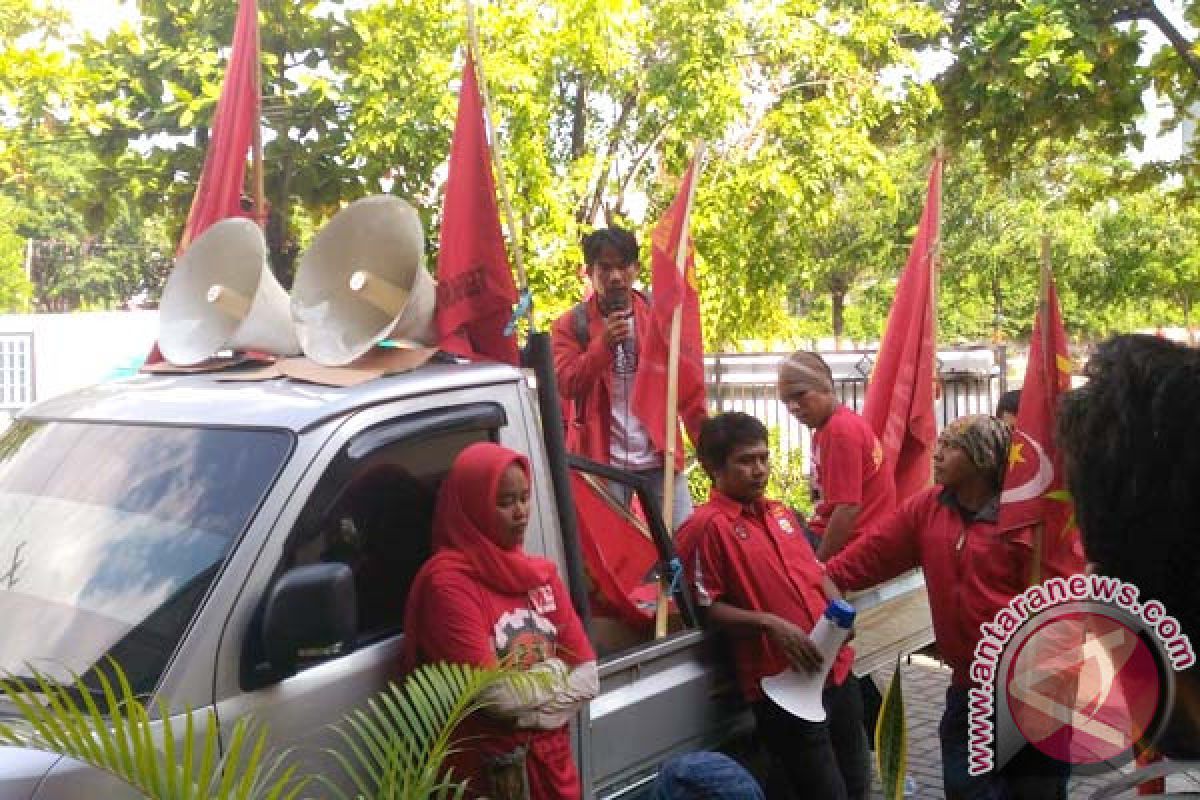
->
[[777, 351, 834, 397], [938, 414, 1012, 488]]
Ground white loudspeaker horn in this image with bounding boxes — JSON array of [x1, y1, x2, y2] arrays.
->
[[290, 195, 435, 367], [760, 599, 856, 722], [158, 218, 301, 366]]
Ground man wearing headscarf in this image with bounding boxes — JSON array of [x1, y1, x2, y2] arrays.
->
[[403, 442, 598, 800], [826, 415, 1068, 800], [777, 351, 895, 561]]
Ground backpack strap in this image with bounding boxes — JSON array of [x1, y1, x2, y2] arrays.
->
[[572, 302, 590, 349], [574, 290, 652, 349]]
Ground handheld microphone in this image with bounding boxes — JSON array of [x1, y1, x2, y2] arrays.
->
[[606, 289, 633, 372]]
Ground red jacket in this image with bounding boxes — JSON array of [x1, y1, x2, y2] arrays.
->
[[405, 562, 594, 800], [826, 486, 1035, 687], [551, 293, 706, 471]]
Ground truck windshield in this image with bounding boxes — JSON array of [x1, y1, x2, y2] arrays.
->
[[0, 419, 290, 696]]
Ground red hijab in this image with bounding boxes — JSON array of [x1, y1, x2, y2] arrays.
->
[[428, 442, 556, 594]]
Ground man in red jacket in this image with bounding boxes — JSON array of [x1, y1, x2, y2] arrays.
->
[[551, 227, 706, 529], [826, 415, 1067, 800]]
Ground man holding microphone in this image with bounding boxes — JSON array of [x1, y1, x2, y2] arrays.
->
[[552, 227, 706, 529]]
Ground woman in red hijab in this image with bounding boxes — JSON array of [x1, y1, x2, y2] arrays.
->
[[403, 442, 598, 800]]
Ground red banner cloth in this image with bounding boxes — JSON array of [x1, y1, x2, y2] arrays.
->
[[179, 0, 260, 250], [433, 53, 519, 365], [631, 159, 706, 452], [862, 157, 941, 502]]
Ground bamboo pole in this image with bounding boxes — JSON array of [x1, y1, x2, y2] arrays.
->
[[465, 1, 533, 331], [655, 140, 706, 639], [1028, 232, 1053, 588], [931, 145, 944, 401], [252, 0, 266, 230]]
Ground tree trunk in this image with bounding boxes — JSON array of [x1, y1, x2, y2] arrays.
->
[[1183, 293, 1195, 346], [992, 267, 1004, 342], [569, 74, 587, 162], [832, 290, 845, 349]]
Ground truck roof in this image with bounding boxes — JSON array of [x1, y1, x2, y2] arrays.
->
[[19, 361, 523, 433]]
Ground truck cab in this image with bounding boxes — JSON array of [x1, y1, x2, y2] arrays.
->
[[0, 361, 758, 799], [0, 359, 932, 798]]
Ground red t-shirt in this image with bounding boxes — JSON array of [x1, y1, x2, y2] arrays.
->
[[409, 566, 595, 800], [677, 490, 854, 702], [810, 405, 896, 540]]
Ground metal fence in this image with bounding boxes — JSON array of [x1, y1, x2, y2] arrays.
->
[[705, 346, 1007, 468], [0, 333, 33, 413]]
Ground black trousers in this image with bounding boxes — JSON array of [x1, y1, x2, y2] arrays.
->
[[940, 685, 1069, 800], [752, 675, 871, 800]]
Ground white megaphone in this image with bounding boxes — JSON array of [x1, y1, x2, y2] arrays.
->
[[158, 218, 301, 366], [760, 599, 856, 722], [290, 195, 435, 366]]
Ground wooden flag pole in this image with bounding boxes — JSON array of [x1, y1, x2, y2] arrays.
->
[[1028, 232, 1053, 588], [251, 0, 266, 230], [931, 145, 944, 403], [465, 1, 532, 329], [655, 139, 706, 639]]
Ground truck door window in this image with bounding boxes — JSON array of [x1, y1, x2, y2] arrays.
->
[[282, 427, 489, 648], [568, 461, 699, 658]]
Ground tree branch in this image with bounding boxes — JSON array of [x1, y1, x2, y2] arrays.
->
[[1116, 1, 1200, 83]]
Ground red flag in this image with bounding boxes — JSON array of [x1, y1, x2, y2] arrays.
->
[[146, 0, 259, 365], [433, 53, 519, 365], [180, 0, 260, 250], [998, 275, 1085, 578], [863, 157, 942, 502], [571, 471, 660, 630], [631, 160, 705, 452]]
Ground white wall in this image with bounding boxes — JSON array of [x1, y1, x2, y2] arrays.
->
[[0, 311, 158, 406]]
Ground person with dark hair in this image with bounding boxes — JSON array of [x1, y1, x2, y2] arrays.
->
[[1058, 334, 1200, 762], [778, 351, 895, 561], [677, 412, 869, 800], [652, 752, 766, 800], [826, 415, 1068, 799], [995, 389, 1021, 425], [551, 226, 706, 528]]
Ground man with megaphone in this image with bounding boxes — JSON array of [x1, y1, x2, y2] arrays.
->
[[551, 227, 706, 529], [676, 412, 870, 800]]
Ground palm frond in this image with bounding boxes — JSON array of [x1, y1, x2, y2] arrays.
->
[[0, 663, 306, 800], [323, 662, 540, 800]]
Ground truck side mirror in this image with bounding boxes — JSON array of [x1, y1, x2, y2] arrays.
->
[[261, 563, 357, 680]]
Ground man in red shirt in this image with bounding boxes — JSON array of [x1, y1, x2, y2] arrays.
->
[[678, 412, 869, 800], [777, 351, 895, 561], [826, 415, 1067, 800], [551, 227, 706, 528]]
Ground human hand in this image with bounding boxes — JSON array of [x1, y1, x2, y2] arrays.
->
[[766, 616, 821, 673], [603, 310, 633, 349]]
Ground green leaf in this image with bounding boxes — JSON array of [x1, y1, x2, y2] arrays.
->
[[875, 658, 908, 800]]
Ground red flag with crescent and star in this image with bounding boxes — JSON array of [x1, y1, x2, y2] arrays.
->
[[998, 275, 1085, 579]]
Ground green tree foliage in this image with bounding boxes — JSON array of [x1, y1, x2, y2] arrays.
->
[[935, 0, 1200, 189]]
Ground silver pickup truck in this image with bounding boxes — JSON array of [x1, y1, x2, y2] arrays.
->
[[0, 358, 931, 799]]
